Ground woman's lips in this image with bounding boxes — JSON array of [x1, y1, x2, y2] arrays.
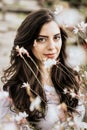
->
[[44, 53, 56, 58]]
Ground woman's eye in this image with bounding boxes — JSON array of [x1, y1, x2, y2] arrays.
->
[[54, 35, 61, 41], [36, 37, 47, 43]]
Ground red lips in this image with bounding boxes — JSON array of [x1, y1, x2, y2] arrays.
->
[[44, 53, 56, 58]]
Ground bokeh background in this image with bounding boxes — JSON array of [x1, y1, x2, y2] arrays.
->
[[0, 0, 87, 87]]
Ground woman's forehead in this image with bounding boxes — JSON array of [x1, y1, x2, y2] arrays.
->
[[39, 21, 60, 35]]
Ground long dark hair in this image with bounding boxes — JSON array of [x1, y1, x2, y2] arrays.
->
[[1, 8, 79, 122]]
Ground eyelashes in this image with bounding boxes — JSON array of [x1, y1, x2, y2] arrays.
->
[[36, 37, 47, 43], [35, 34, 61, 44]]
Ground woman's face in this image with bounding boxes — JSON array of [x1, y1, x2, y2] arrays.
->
[[32, 21, 62, 62]]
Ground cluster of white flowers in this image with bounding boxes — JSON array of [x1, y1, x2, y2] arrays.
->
[[11, 111, 28, 123], [43, 59, 57, 69], [54, 5, 63, 15], [51, 103, 76, 130], [52, 119, 75, 130], [73, 21, 87, 44], [64, 88, 77, 98], [73, 21, 87, 34]]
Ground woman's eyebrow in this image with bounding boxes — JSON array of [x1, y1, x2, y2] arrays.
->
[[55, 33, 61, 36], [38, 35, 48, 38], [38, 33, 60, 37]]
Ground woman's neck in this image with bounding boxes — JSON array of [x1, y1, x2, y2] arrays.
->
[[41, 65, 53, 87]]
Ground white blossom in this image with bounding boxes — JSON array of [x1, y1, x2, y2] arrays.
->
[[73, 21, 87, 44], [30, 96, 41, 111], [68, 121, 74, 127], [69, 89, 77, 98], [18, 111, 28, 118], [73, 27, 79, 34], [73, 65, 80, 72], [54, 6, 63, 15], [21, 82, 30, 88], [73, 21, 87, 43], [15, 45, 29, 58], [43, 59, 56, 69], [12, 111, 28, 122], [70, 92, 76, 98], [77, 21, 87, 33], [64, 88, 68, 94]]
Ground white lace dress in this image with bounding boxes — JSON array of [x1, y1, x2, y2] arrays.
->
[[37, 84, 60, 130], [37, 84, 87, 130], [0, 85, 87, 130]]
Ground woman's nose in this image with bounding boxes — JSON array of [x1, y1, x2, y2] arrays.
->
[[47, 39, 55, 50]]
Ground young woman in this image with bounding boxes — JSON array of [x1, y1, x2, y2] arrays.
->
[[0, 8, 87, 130]]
